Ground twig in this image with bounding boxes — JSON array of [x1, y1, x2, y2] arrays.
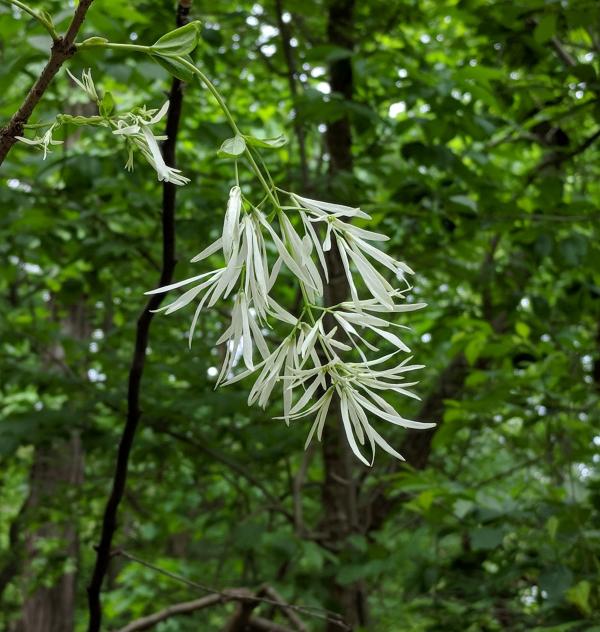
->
[[473, 457, 540, 489], [261, 586, 308, 632], [85, 4, 191, 631], [0, 0, 95, 164], [116, 550, 350, 630], [0, 0, 59, 40], [115, 594, 233, 632], [550, 35, 576, 67], [522, 126, 600, 189], [116, 592, 295, 632]]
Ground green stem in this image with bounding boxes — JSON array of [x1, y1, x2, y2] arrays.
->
[[1, 0, 59, 40], [81, 40, 280, 208], [77, 41, 150, 54], [177, 58, 279, 207], [250, 144, 279, 204]]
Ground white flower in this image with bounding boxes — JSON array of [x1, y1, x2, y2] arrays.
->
[[290, 193, 414, 310], [291, 194, 371, 220], [214, 291, 269, 379], [66, 68, 99, 103], [112, 101, 190, 186], [15, 124, 63, 160], [257, 212, 321, 299], [147, 184, 432, 465], [223, 185, 242, 261], [145, 190, 295, 351], [286, 353, 435, 465]]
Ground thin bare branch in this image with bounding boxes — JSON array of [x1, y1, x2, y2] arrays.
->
[[0, 0, 96, 164], [117, 550, 350, 630], [116, 594, 228, 632]]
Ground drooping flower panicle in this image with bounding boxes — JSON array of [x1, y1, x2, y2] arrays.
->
[[147, 184, 433, 465], [12, 50, 433, 464]]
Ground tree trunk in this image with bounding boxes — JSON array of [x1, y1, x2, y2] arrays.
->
[[319, 1, 367, 629], [13, 303, 88, 632]]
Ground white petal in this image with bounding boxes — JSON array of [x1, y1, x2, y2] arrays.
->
[[148, 100, 170, 125], [339, 389, 370, 466], [145, 270, 220, 295], [337, 239, 361, 309], [293, 194, 371, 219], [190, 237, 223, 263], [223, 186, 241, 261], [368, 326, 411, 352], [369, 426, 405, 461]]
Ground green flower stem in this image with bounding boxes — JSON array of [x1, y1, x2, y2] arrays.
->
[[79, 40, 280, 209], [23, 121, 55, 129], [1, 0, 59, 40], [177, 59, 279, 208], [249, 144, 279, 204], [77, 41, 150, 54]]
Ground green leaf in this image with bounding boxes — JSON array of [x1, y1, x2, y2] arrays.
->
[[546, 516, 559, 541], [99, 91, 115, 117], [465, 334, 486, 365], [534, 14, 557, 44], [244, 134, 287, 149], [218, 135, 246, 158], [150, 20, 202, 57], [449, 194, 478, 213], [152, 53, 196, 82], [454, 499, 474, 519], [539, 566, 573, 601], [515, 322, 530, 339], [566, 580, 591, 615], [470, 527, 504, 551]]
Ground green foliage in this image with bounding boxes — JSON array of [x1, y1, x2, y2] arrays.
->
[[0, 0, 599, 630]]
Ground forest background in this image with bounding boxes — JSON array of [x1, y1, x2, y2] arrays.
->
[[1, 0, 599, 631]]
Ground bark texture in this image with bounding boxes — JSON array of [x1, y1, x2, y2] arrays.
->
[[12, 303, 88, 632], [319, 1, 366, 629]]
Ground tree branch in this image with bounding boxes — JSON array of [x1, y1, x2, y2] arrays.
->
[[116, 550, 349, 630], [0, 0, 96, 165], [522, 126, 600, 189], [85, 4, 191, 631], [116, 593, 244, 632], [248, 616, 296, 632], [261, 586, 308, 632]]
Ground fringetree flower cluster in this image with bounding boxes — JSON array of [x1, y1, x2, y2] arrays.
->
[[147, 190, 434, 465], [15, 69, 189, 185], [15, 22, 433, 464]]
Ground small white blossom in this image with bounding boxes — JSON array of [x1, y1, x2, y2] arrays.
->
[[146, 188, 291, 350], [15, 124, 63, 160], [286, 353, 435, 465], [291, 193, 414, 309], [66, 68, 99, 103], [112, 102, 190, 185]]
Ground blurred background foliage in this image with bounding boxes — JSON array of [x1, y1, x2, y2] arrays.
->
[[1, 0, 600, 630]]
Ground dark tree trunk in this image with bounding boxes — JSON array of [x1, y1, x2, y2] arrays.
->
[[15, 437, 84, 632], [13, 303, 88, 632], [319, 1, 367, 629]]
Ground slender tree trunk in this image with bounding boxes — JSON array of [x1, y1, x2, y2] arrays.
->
[[13, 303, 88, 632], [15, 438, 84, 632], [319, 1, 367, 629]]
